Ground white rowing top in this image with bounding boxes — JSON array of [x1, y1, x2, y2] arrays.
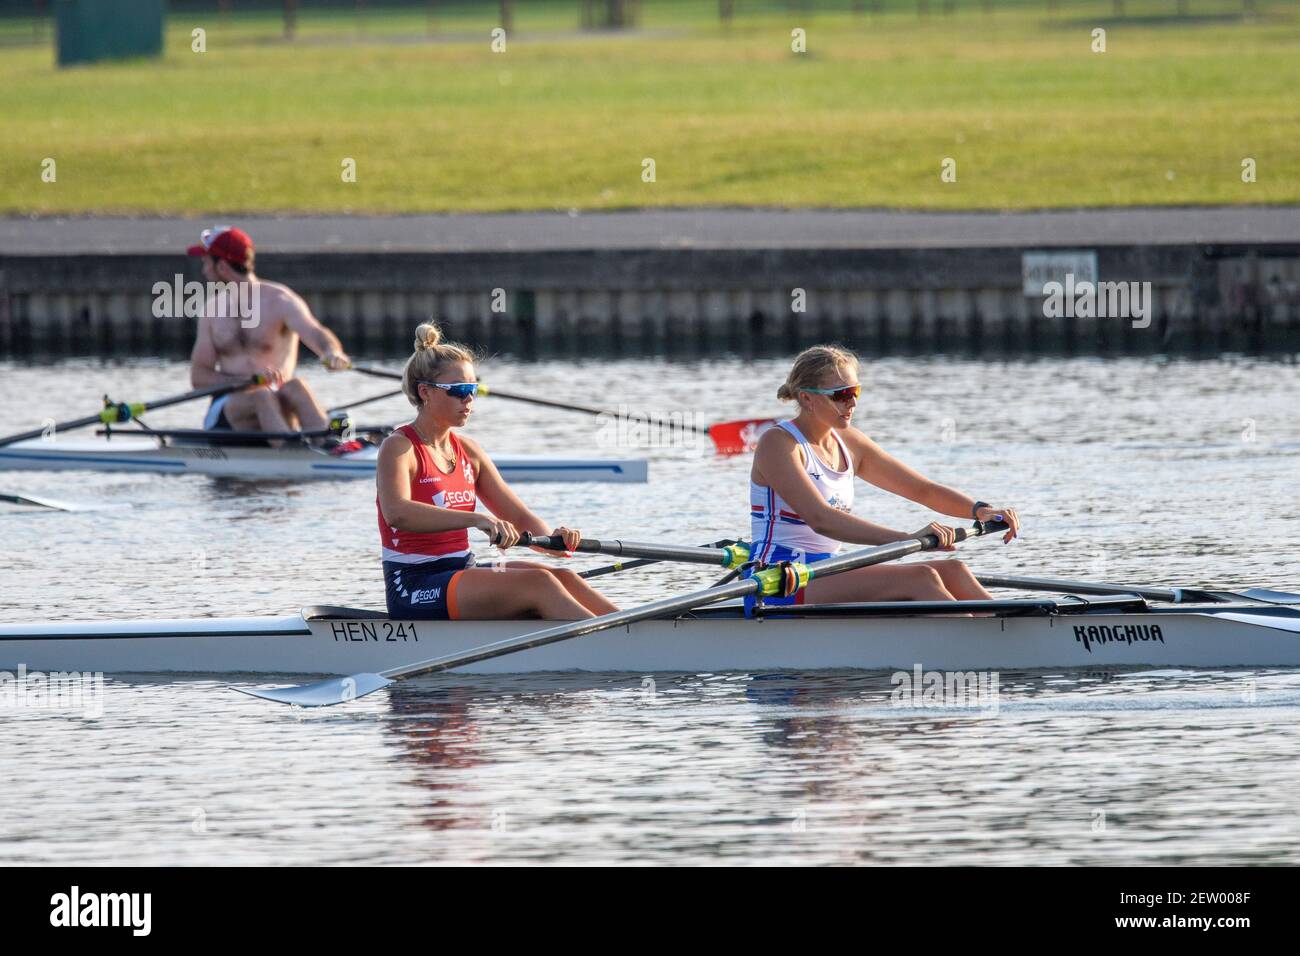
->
[[749, 420, 855, 561]]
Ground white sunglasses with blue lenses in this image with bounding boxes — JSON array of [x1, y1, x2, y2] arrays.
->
[[419, 381, 478, 400]]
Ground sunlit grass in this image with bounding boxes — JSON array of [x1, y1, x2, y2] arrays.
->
[[0, 1, 1296, 213]]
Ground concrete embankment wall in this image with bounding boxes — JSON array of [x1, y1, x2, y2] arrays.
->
[[3, 211, 1298, 357]]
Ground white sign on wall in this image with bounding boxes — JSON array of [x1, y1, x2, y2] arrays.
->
[[1022, 250, 1099, 296]]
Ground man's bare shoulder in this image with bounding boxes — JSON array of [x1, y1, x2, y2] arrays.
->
[[252, 280, 304, 309]]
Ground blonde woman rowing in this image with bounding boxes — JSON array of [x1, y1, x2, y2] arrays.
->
[[376, 323, 619, 621], [747, 345, 1020, 612]]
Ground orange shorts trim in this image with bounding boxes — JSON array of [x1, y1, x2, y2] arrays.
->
[[446, 569, 465, 621]]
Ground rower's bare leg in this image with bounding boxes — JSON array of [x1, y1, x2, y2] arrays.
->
[[804, 562, 958, 604], [505, 561, 620, 614], [220, 388, 295, 445], [925, 559, 992, 600], [276, 378, 329, 432], [451, 567, 594, 620]]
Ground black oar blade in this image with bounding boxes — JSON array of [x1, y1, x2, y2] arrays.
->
[[236, 673, 393, 707]]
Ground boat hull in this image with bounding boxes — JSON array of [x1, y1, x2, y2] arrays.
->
[[2, 607, 1298, 676], [0, 438, 648, 483]]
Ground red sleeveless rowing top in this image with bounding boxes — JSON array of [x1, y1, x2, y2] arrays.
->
[[378, 424, 478, 563]]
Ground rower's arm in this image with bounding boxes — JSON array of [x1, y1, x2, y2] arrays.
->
[[852, 433, 979, 519], [189, 314, 231, 388], [463, 438, 550, 536], [753, 429, 908, 547], [376, 434, 484, 533], [281, 291, 350, 369]]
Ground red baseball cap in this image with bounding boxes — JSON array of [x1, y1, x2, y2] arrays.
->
[[187, 225, 254, 269]]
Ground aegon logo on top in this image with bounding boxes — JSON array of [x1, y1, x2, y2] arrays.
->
[[50, 886, 151, 936], [151, 274, 260, 328]]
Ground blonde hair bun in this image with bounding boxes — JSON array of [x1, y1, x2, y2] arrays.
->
[[402, 322, 477, 408], [413, 322, 443, 352]]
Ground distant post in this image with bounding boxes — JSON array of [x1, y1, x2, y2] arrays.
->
[[284, 0, 298, 39], [501, 0, 514, 33], [582, 0, 636, 29], [55, 0, 164, 67]]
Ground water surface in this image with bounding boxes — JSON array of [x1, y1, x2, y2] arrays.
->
[[1, 354, 1298, 864]]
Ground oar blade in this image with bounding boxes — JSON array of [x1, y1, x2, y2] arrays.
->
[[707, 418, 777, 455], [236, 672, 393, 707], [0, 492, 130, 513], [1237, 588, 1300, 605]]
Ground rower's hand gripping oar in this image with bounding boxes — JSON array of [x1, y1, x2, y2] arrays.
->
[[0, 375, 264, 448], [344, 362, 777, 455], [237, 519, 1008, 708]]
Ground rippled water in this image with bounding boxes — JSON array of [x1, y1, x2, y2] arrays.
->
[[1, 353, 1299, 864]]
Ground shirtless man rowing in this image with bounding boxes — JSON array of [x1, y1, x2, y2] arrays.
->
[[187, 226, 351, 440]]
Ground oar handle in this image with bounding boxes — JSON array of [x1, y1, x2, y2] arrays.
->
[[955, 518, 1009, 542]]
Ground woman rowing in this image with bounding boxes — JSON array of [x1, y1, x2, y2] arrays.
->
[[748, 345, 1020, 610], [376, 323, 619, 621]]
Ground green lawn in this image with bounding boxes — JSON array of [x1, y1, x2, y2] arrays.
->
[[1, 1, 1296, 213]]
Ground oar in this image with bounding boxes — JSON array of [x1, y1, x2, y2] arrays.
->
[[238, 519, 1007, 708], [0, 492, 128, 513], [518, 532, 750, 569], [977, 573, 1300, 607], [346, 362, 776, 455], [0, 376, 262, 448], [107, 424, 393, 443], [328, 387, 404, 413], [578, 538, 739, 580], [976, 573, 1188, 603]]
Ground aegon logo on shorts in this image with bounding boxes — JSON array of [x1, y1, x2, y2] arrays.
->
[[410, 587, 442, 604]]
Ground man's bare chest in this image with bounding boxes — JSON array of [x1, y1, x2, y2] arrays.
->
[[211, 315, 287, 354]]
